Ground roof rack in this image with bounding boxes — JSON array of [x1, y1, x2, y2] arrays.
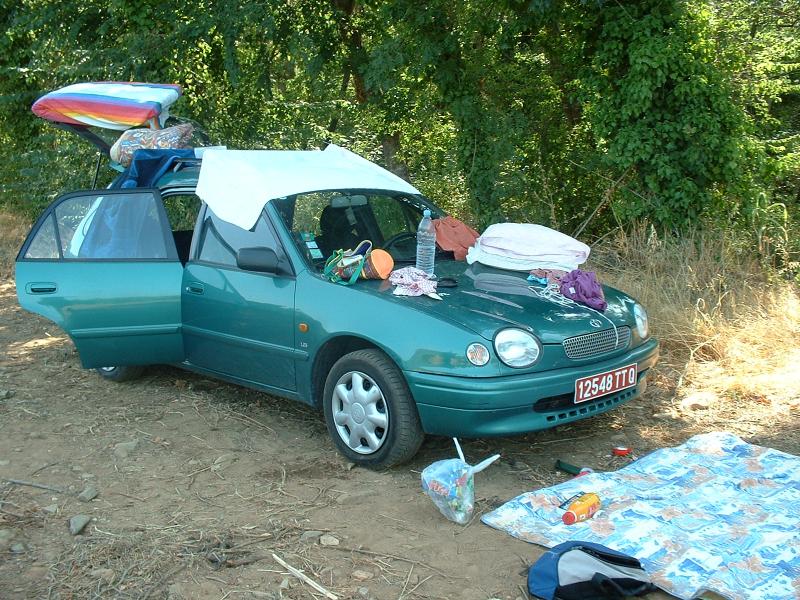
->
[[173, 156, 202, 166], [171, 156, 202, 174]]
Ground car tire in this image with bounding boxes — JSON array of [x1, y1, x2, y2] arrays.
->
[[95, 366, 144, 382], [323, 349, 423, 469]]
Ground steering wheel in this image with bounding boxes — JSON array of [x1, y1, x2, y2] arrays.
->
[[382, 231, 417, 252]]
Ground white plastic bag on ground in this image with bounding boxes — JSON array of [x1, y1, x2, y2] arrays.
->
[[421, 438, 500, 524]]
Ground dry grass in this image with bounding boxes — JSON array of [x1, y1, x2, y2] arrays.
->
[[688, 287, 800, 404], [591, 223, 800, 407], [0, 210, 29, 278]]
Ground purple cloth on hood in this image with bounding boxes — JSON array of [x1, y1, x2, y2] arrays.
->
[[559, 269, 607, 312]]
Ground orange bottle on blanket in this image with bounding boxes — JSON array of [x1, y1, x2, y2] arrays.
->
[[561, 492, 601, 525]]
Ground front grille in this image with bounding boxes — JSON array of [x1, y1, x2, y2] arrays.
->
[[563, 326, 631, 359]]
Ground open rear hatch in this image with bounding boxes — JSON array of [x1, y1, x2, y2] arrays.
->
[[30, 82, 211, 187]]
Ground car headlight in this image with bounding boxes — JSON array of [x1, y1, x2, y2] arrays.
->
[[634, 304, 649, 339], [494, 328, 541, 368]]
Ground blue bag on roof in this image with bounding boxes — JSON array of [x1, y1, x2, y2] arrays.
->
[[114, 148, 196, 189], [528, 541, 658, 600]]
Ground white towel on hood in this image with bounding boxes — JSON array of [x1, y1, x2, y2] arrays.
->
[[466, 223, 589, 272]]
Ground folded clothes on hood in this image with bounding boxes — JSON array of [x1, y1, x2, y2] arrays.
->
[[466, 223, 589, 272]]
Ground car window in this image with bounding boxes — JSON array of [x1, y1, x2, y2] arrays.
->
[[24, 215, 59, 259], [287, 192, 330, 237], [19, 190, 175, 261], [163, 194, 202, 231], [273, 191, 428, 268], [369, 194, 417, 240], [49, 191, 170, 260], [197, 208, 278, 268], [162, 193, 202, 265]]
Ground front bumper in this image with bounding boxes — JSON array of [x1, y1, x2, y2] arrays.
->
[[406, 337, 659, 437]]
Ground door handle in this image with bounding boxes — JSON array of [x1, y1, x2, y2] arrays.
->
[[185, 282, 205, 295], [26, 282, 57, 294]]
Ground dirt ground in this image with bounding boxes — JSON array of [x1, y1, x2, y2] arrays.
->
[[1, 278, 797, 600]]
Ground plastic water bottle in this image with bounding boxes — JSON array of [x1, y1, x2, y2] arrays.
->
[[415, 209, 436, 276]]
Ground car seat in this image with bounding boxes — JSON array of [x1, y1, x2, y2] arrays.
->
[[316, 205, 360, 258]]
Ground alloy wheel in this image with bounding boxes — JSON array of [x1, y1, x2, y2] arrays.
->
[[331, 370, 389, 454]]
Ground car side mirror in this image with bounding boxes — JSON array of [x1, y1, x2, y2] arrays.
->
[[236, 247, 279, 273]]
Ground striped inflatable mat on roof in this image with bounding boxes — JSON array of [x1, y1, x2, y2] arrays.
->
[[32, 81, 181, 130]]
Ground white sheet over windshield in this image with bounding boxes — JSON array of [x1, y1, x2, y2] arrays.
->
[[195, 144, 421, 230]]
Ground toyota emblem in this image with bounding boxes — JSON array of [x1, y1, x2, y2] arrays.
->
[[589, 319, 603, 328]]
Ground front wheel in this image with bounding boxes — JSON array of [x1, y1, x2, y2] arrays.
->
[[95, 365, 144, 382], [323, 349, 423, 469]]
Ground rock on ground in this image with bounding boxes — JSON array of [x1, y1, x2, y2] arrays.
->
[[0, 529, 13, 551], [68, 515, 92, 535], [113, 440, 139, 459], [319, 534, 339, 546], [77, 485, 98, 502], [680, 391, 718, 411]]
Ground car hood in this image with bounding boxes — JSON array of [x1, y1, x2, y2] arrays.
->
[[364, 261, 638, 343]]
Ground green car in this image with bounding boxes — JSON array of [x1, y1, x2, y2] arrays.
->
[[15, 147, 658, 468]]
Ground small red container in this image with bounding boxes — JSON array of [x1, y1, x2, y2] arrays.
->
[[612, 446, 632, 457]]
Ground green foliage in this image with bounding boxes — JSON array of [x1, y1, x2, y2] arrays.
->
[[0, 0, 797, 255], [579, 1, 754, 228]]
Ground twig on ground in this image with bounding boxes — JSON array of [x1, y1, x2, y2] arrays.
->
[[0, 506, 24, 518], [3, 479, 64, 493], [377, 512, 418, 534], [407, 574, 433, 596], [108, 490, 148, 502], [186, 466, 212, 478], [272, 552, 338, 600], [530, 434, 596, 446], [217, 554, 269, 568], [31, 462, 59, 476], [195, 490, 226, 509], [398, 564, 414, 600], [140, 564, 186, 600], [227, 410, 276, 434], [327, 546, 448, 578], [226, 534, 273, 551]]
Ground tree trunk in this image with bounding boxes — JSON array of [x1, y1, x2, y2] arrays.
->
[[381, 132, 412, 181], [331, 0, 413, 179]]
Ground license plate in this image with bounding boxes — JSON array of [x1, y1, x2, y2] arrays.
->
[[575, 364, 638, 404]]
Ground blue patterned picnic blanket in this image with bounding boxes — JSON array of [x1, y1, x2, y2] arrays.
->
[[482, 432, 800, 600]]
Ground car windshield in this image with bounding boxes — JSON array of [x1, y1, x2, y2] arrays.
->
[[272, 190, 446, 269]]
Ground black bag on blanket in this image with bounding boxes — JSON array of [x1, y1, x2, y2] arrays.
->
[[528, 541, 658, 600]]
